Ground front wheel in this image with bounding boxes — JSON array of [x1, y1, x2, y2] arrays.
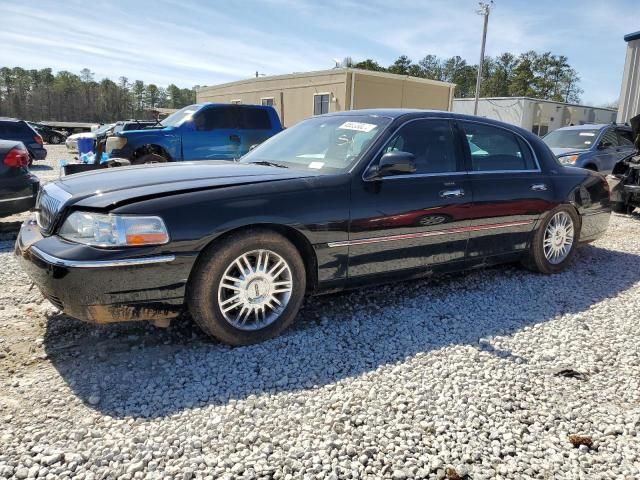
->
[[524, 206, 580, 274], [187, 230, 306, 345]]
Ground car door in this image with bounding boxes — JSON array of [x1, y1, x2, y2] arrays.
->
[[181, 106, 242, 160], [237, 107, 275, 156], [616, 128, 636, 161], [594, 128, 620, 172], [347, 118, 472, 278], [458, 120, 556, 259]]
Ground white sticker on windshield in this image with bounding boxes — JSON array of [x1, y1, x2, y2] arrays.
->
[[579, 132, 595, 136], [309, 162, 325, 169], [338, 121, 377, 132]]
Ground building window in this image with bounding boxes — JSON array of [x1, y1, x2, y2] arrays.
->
[[532, 124, 548, 136], [261, 97, 274, 107], [230, 99, 241, 105], [313, 93, 330, 115]]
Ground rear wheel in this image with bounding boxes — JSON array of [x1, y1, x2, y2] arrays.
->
[[524, 206, 580, 274], [49, 134, 62, 144], [132, 153, 167, 165], [187, 230, 306, 345]]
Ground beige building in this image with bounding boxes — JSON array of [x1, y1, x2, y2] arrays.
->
[[617, 31, 640, 124], [453, 97, 617, 136], [196, 68, 455, 127]]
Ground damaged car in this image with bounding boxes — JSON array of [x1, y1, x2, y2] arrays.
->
[[15, 110, 611, 345], [608, 114, 640, 213]]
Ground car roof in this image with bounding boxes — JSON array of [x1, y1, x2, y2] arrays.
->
[[0, 117, 24, 123]]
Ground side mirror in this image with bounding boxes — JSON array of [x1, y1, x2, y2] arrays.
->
[[374, 151, 416, 177]]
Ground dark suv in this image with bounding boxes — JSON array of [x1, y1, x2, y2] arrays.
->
[[0, 118, 47, 163], [543, 123, 635, 173]]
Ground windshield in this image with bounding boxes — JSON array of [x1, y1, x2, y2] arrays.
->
[[240, 115, 391, 172], [161, 104, 200, 127], [543, 129, 600, 149]]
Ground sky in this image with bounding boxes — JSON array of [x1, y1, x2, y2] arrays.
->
[[0, 0, 638, 106]]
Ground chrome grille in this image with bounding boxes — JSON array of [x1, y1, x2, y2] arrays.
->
[[35, 183, 72, 232]]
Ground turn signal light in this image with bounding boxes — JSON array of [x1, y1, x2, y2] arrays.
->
[[34, 135, 43, 145], [125, 232, 169, 245]]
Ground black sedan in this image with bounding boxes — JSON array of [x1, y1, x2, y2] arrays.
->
[[0, 140, 39, 218], [15, 110, 611, 345]]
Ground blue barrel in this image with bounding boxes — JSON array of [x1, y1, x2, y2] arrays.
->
[[77, 136, 94, 155]]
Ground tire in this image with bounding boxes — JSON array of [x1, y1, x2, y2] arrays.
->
[[132, 153, 167, 165], [187, 229, 306, 345], [49, 135, 61, 145], [523, 206, 581, 274]]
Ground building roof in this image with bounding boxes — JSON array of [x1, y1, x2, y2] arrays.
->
[[197, 68, 455, 93], [453, 96, 617, 112], [624, 31, 640, 42]]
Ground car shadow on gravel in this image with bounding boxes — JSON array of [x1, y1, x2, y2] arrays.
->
[[42, 244, 640, 418]]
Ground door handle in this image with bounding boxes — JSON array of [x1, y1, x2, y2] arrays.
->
[[439, 188, 464, 198], [229, 134, 241, 143], [530, 183, 547, 191]]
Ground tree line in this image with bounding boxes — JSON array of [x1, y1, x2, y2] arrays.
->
[[350, 50, 583, 103], [0, 67, 197, 122]]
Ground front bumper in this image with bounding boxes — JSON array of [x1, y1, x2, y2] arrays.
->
[[15, 218, 197, 324]]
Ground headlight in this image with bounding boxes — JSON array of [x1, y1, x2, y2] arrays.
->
[[59, 212, 169, 247], [106, 136, 127, 152], [558, 154, 578, 164]]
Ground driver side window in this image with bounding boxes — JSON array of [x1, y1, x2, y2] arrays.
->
[[382, 119, 458, 174]]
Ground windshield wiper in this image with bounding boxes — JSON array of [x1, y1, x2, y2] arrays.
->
[[247, 160, 288, 168]]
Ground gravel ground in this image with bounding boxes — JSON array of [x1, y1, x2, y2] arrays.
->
[[1, 145, 640, 479]]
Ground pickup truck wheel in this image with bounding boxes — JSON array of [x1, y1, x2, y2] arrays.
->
[[523, 206, 580, 274], [187, 230, 306, 345], [132, 153, 167, 165]]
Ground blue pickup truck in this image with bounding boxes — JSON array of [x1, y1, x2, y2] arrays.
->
[[105, 103, 282, 164]]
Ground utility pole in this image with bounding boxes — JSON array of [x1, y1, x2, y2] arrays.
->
[[473, 1, 493, 116]]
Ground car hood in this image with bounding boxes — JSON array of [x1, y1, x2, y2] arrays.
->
[[57, 161, 318, 209], [550, 147, 586, 156]]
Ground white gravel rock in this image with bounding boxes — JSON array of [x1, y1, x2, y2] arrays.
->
[[1, 148, 640, 478]]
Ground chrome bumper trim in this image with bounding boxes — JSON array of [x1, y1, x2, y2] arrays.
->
[[29, 246, 175, 268]]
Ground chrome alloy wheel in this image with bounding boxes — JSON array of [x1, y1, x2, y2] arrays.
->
[[543, 211, 575, 264], [217, 249, 293, 330]]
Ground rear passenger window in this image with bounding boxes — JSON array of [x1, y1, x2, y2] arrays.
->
[[238, 108, 271, 130], [382, 119, 459, 174], [460, 122, 536, 171]]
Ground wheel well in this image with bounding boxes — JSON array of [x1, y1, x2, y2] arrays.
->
[[192, 224, 319, 293], [583, 163, 597, 171], [133, 144, 172, 161]]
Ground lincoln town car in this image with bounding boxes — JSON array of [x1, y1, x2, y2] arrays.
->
[[16, 110, 611, 345]]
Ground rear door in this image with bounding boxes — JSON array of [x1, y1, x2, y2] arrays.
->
[[348, 118, 472, 278], [182, 106, 242, 160], [459, 120, 556, 259]]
